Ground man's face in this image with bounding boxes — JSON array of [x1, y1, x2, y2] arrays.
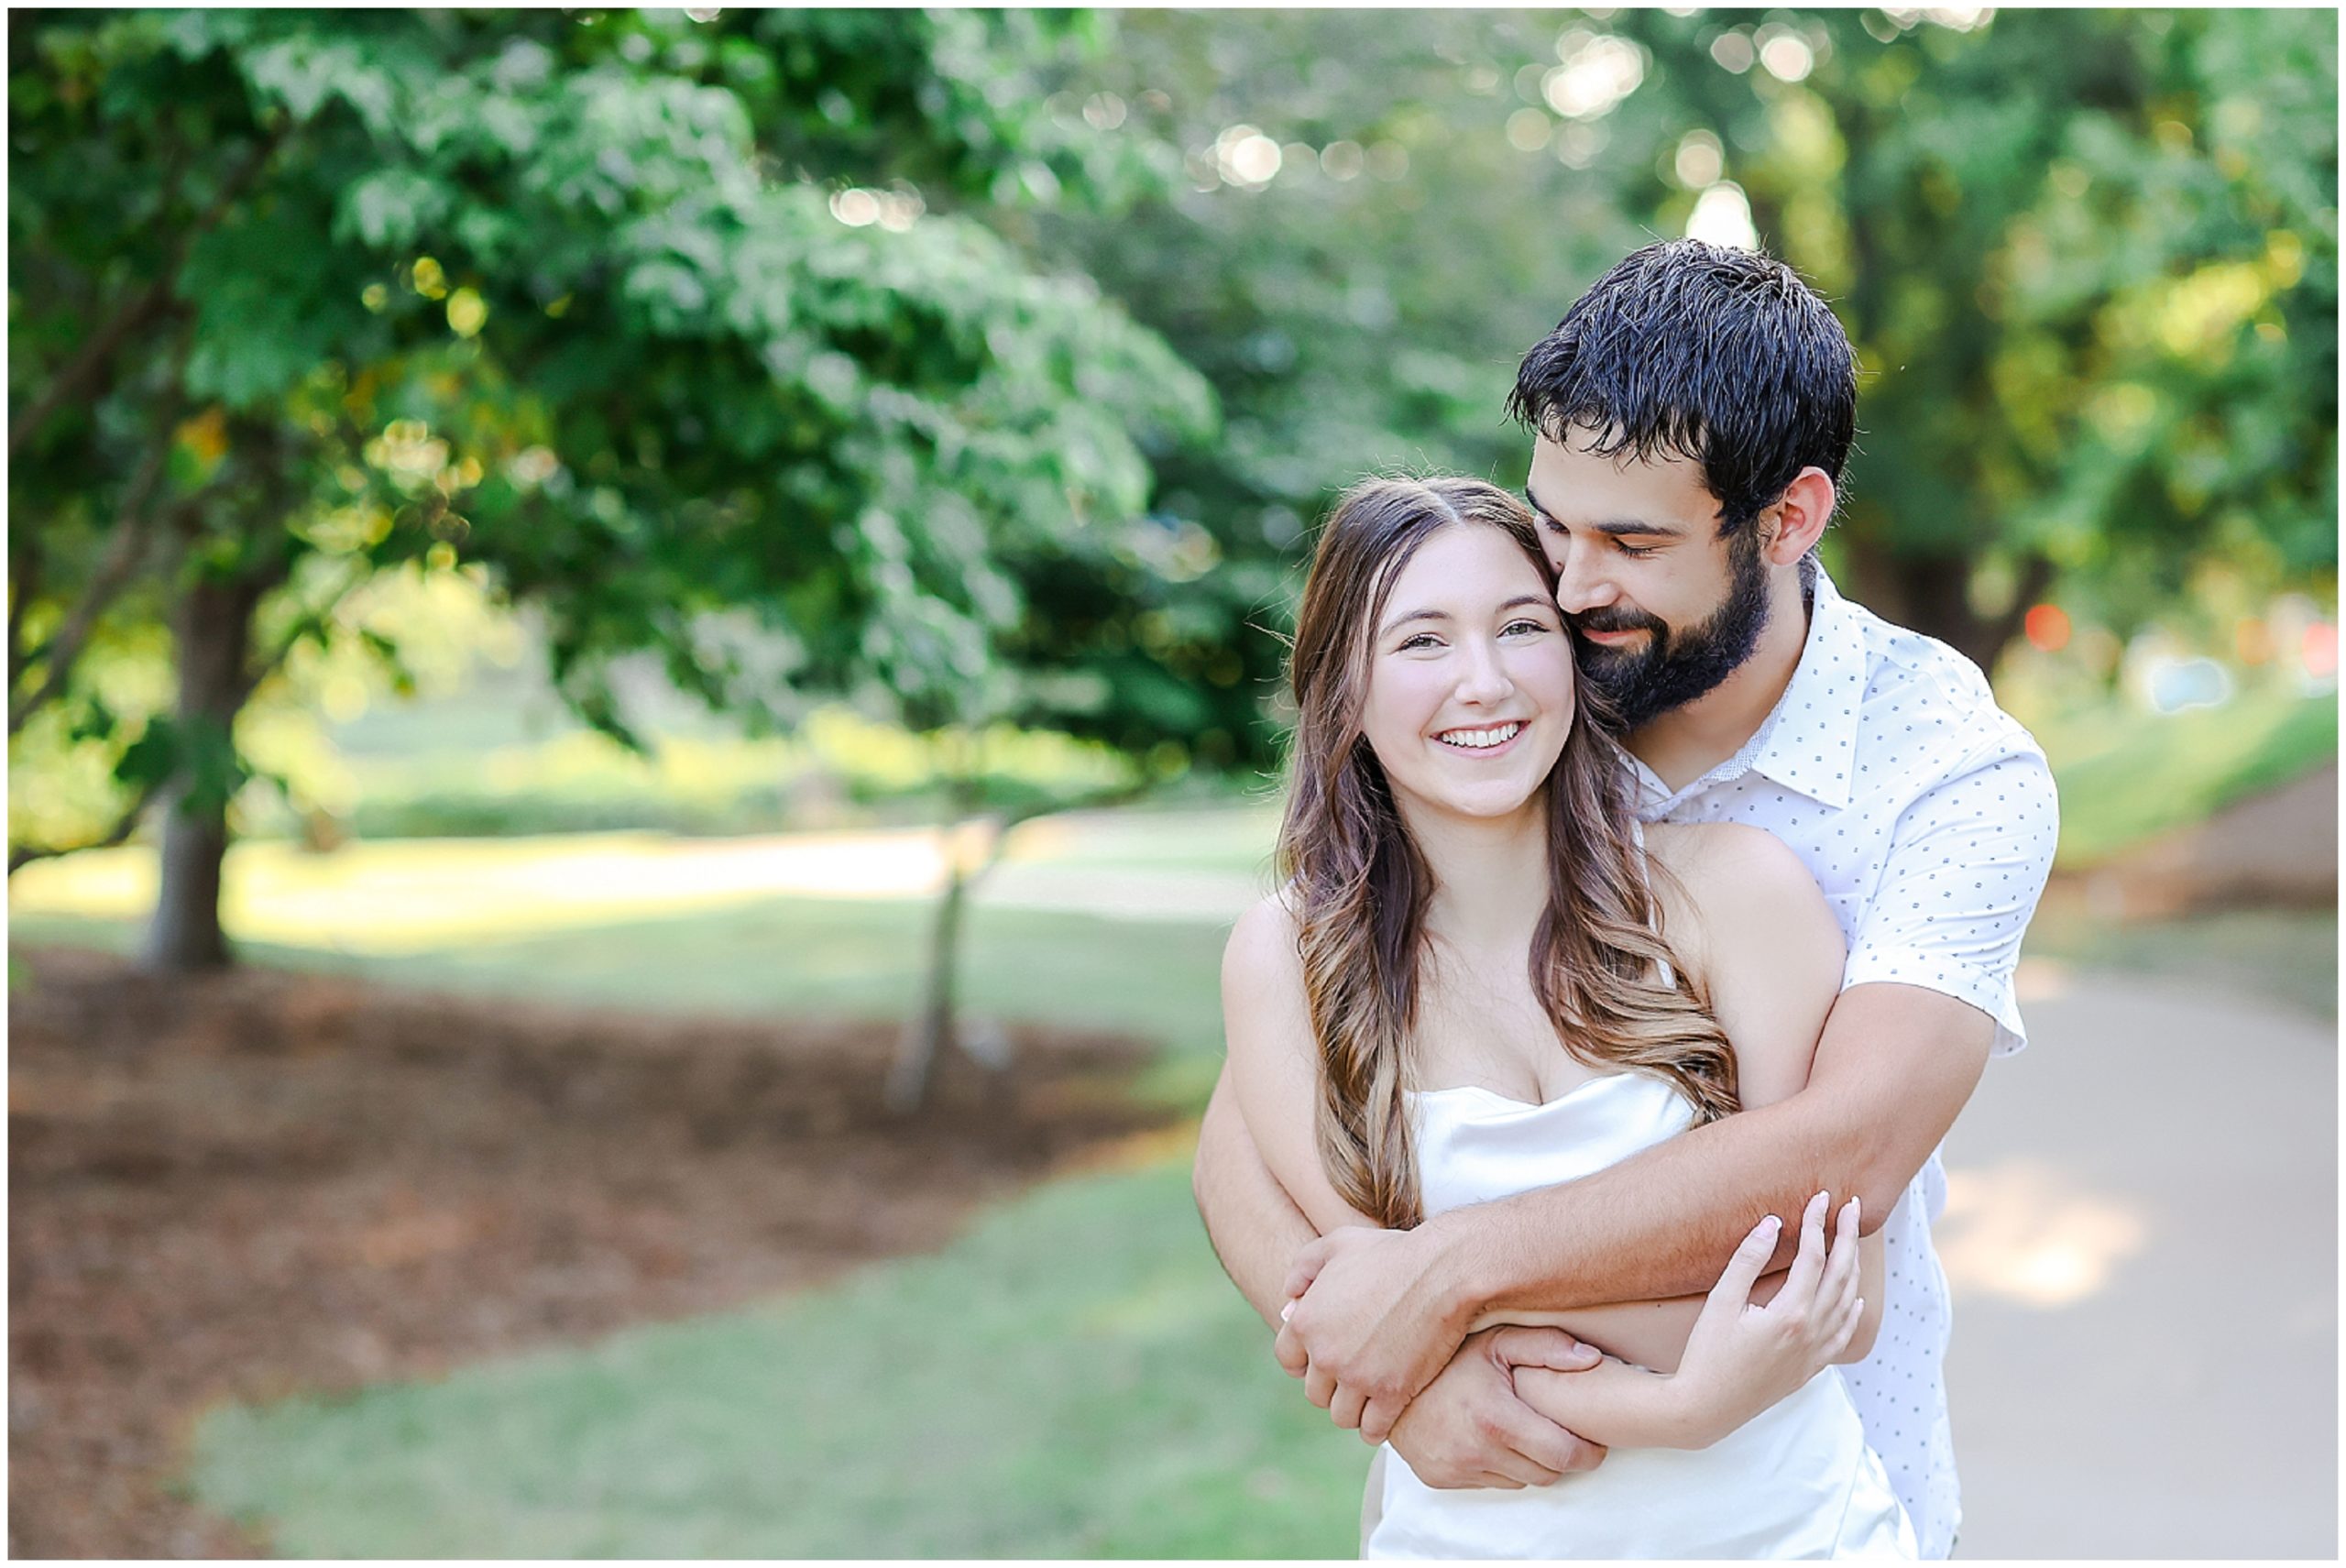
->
[[1522, 432, 1771, 730]]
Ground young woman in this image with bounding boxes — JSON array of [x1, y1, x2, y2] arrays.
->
[[1220, 477, 1916, 1558]]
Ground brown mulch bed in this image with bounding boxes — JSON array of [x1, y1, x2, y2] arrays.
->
[[7, 946, 1178, 1559]]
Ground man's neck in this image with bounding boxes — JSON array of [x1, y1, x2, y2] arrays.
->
[[1627, 570, 1814, 795]]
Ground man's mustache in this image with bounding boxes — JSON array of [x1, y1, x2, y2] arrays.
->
[[1568, 607, 1667, 639]]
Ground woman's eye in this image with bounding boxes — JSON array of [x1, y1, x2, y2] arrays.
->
[[1501, 619, 1551, 638], [1397, 633, 1440, 652]]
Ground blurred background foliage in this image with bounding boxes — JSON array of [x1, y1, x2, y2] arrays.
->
[[8, 5, 2337, 950], [9, 7, 1211, 964]]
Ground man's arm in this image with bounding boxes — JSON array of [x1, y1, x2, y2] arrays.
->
[[1276, 982, 1990, 1434], [1442, 742, 2057, 1311], [1461, 982, 1989, 1313]]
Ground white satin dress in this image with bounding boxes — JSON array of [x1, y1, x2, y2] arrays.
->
[[1363, 1072, 1919, 1561]]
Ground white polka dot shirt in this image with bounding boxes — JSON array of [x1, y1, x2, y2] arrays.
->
[[1630, 569, 2060, 1560]]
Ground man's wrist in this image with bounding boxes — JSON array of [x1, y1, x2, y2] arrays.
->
[[1417, 1208, 1497, 1339]]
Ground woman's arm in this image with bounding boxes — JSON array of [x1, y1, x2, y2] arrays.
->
[[1474, 1223, 1882, 1372], [1219, 895, 1387, 1237], [1513, 1195, 1867, 1450]]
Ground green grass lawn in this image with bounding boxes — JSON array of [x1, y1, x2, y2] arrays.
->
[[2028, 682, 2336, 868], [189, 1160, 1372, 1558], [1013, 800, 1284, 881]]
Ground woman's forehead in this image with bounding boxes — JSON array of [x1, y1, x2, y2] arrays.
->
[[1378, 521, 1549, 610]]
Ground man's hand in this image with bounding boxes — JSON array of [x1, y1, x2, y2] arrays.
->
[[1274, 1223, 1474, 1442], [1386, 1326, 1608, 1488]]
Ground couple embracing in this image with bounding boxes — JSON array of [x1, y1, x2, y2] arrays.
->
[[1194, 240, 2058, 1559]]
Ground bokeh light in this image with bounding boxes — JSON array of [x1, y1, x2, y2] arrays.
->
[[1674, 129, 1725, 188], [2023, 604, 2073, 652], [1684, 181, 1758, 248]]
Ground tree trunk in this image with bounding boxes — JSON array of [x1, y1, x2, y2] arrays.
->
[[139, 565, 273, 972], [886, 828, 977, 1114], [880, 759, 1147, 1113], [1836, 543, 2049, 679], [885, 755, 1036, 1114]]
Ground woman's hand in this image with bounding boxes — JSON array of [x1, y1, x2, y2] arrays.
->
[[1663, 1190, 1863, 1448]]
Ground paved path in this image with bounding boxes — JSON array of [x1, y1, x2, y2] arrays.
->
[[1938, 961, 2335, 1558]]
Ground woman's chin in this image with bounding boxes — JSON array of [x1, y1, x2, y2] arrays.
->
[[1383, 740, 1565, 827], [1409, 778, 1546, 822]]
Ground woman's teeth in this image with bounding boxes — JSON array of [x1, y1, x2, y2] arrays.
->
[[1436, 722, 1521, 751]]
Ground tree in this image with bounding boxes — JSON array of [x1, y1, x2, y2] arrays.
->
[[1601, 7, 2338, 670], [8, 9, 1211, 1005], [1025, 8, 2335, 684], [1024, 11, 1662, 764]]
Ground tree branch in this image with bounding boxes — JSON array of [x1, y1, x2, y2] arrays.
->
[[7, 388, 192, 736], [7, 126, 282, 462], [233, 557, 364, 712], [7, 534, 40, 696], [6, 768, 171, 877]]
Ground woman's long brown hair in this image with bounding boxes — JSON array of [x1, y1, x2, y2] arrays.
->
[[1276, 476, 1738, 1230]]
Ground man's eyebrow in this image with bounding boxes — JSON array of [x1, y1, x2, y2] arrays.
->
[[1521, 486, 1684, 538], [1378, 596, 1555, 639]]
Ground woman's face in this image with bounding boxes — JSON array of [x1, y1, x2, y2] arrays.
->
[[1357, 521, 1576, 825]]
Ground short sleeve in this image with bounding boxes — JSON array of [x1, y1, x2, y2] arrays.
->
[[1841, 747, 2059, 1058]]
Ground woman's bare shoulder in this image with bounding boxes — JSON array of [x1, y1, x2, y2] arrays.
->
[[1642, 818, 1801, 877], [1222, 889, 1304, 993], [1640, 821, 1834, 963]]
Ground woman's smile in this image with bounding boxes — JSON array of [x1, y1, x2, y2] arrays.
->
[[1431, 720, 1529, 757]]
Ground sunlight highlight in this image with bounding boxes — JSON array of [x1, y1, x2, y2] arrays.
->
[[1935, 1158, 2150, 1309]]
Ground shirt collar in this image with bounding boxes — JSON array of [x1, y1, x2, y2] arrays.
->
[[1745, 567, 1867, 809], [1629, 566, 1869, 815]]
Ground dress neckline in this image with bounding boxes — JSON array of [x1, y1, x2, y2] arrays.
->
[[1409, 1073, 1636, 1113]]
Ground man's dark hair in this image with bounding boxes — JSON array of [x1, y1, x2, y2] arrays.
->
[[1507, 239, 1858, 535]]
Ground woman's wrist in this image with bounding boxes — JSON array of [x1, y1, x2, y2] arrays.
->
[[1652, 1367, 1738, 1451]]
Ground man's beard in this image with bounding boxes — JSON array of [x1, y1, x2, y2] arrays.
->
[[1570, 530, 1771, 730]]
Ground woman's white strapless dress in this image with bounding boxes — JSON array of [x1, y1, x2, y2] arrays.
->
[[1363, 1072, 1918, 1561]]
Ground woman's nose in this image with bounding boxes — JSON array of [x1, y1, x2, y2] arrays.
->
[[1454, 641, 1515, 702]]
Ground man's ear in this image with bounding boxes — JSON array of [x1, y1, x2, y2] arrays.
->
[[1760, 466, 1836, 565]]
